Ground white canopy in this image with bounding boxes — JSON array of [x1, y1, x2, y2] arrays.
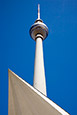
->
[[8, 69, 69, 115]]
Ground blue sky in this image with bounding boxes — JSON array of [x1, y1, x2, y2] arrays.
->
[[0, 0, 77, 114]]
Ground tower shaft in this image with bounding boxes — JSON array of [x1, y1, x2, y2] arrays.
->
[[33, 37, 47, 96]]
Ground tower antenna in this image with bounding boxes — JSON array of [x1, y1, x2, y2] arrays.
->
[[38, 4, 40, 19]]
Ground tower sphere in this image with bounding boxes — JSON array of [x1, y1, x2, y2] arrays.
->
[[29, 19, 48, 40]]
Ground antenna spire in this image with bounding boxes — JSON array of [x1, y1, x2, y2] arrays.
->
[[38, 4, 40, 19]]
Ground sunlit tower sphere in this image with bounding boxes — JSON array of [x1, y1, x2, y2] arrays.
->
[[29, 4, 48, 41]]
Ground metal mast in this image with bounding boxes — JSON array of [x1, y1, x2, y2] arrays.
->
[[38, 4, 40, 19], [29, 4, 48, 96]]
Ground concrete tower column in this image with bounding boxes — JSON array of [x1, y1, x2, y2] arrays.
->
[[33, 36, 46, 95]]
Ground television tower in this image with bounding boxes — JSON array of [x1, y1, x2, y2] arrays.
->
[[30, 4, 48, 96]]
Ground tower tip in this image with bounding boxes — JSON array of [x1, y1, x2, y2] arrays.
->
[[38, 4, 40, 19], [30, 4, 48, 41]]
